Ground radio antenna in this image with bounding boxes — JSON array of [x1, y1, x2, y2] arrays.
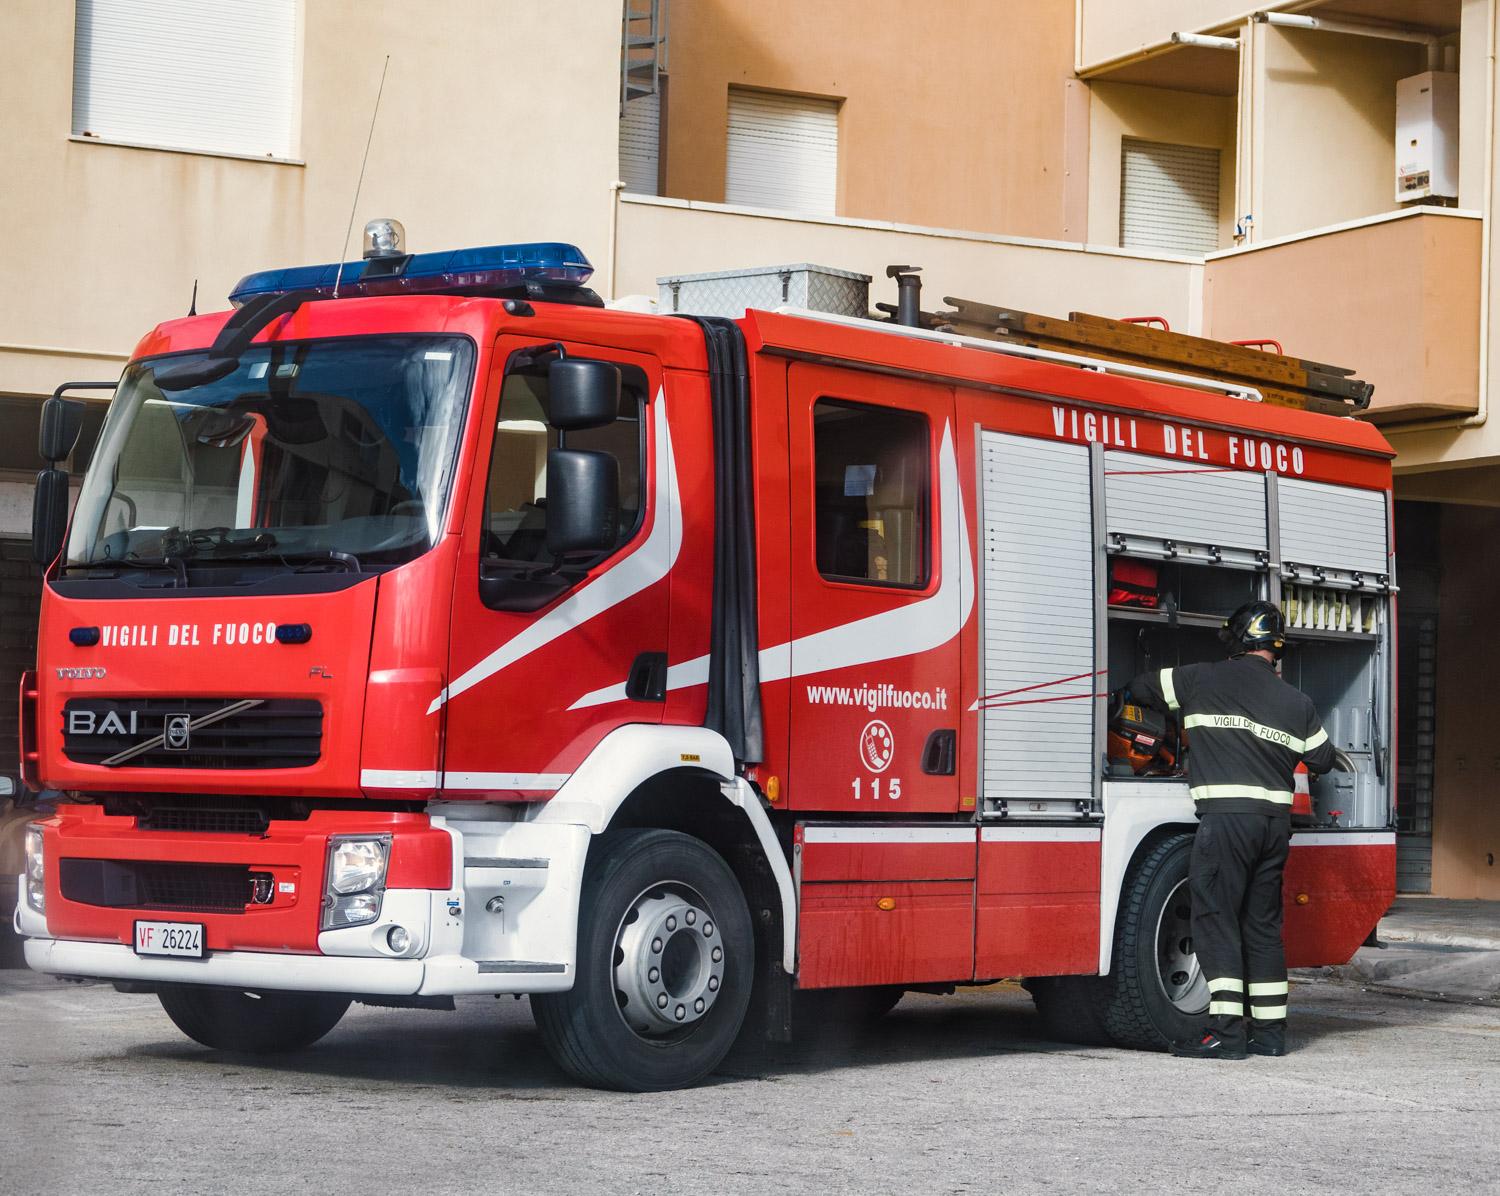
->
[[187, 278, 198, 316], [333, 55, 391, 299]]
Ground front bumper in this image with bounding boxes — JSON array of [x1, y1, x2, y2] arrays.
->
[[19, 809, 590, 996]]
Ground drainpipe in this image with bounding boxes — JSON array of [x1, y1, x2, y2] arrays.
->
[[604, 180, 626, 301], [1385, 0, 1494, 436]]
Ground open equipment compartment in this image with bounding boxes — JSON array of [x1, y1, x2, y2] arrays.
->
[[1097, 450, 1394, 830]]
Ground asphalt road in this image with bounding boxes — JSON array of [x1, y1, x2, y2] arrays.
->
[[2, 970, 1496, 1195]]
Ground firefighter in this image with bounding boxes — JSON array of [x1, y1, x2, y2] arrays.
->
[[1129, 600, 1338, 1060]]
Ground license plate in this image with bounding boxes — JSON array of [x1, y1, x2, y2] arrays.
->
[[133, 920, 204, 958]]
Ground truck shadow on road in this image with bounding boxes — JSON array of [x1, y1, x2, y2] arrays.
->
[[113, 984, 1384, 1093]]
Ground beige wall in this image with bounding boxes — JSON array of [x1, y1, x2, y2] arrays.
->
[[0, 0, 621, 398], [1431, 503, 1500, 900], [1087, 81, 1238, 248], [1247, 24, 1426, 242], [1078, 0, 1253, 69], [616, 195, 1205, 332], [1202, 210, 1481, 422], [663, 0, 1082, 240]]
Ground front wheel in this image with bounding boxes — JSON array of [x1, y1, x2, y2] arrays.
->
[[532, 828, 754, 1091], [157, 987, 350, 1053]]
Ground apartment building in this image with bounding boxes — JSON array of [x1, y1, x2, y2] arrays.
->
[[0, 1, 1493, 897]]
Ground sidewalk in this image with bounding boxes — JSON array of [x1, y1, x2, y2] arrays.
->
[[1312, 896, 1500, 1004]]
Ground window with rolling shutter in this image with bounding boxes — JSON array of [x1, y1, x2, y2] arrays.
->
[[72, 0, 299, 160], [725, 87, 839, 216], [620, 91, 661, 196], [1119, 137, 1220, 256]]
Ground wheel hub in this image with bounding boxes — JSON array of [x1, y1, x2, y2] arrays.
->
[[1154, 878, 1209, 1015], [614, 886, 725, 1037]]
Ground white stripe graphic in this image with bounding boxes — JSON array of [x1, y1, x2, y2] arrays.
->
[[980, 827, 1102, 843], [802, 825, 974, 845], [569, 421, 975, 710], [428, 390, 679, 715]]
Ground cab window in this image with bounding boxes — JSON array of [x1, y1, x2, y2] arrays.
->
[[813, 399, 929, 587], [482, 359, 645, 565]]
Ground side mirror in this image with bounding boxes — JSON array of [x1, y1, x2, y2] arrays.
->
[[548, 359, 620, 431], [32, 469, 71, 565], [545, 449, 619, 556], [39, 397, 85, 463]]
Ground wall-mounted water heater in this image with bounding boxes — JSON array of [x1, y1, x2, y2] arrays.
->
[[1396, 71, 1459, 204]]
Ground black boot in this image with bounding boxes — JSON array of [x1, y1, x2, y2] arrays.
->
[[1170, 1029, 1248, 1060], [1248, 1022, 1287, 1056]]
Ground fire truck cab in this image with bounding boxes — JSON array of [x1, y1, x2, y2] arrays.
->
[[16, 232, 1396, 1090]]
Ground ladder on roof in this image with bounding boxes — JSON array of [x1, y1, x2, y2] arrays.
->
[[928, 297, 1374, 417], [621, 0, 668, 114]]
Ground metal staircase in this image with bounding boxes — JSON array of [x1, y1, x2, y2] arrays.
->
[[621, 0, 668, 114]]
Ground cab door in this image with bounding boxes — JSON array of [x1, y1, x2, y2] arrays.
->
[[439, 334, 672, 796], [784, 363, 964, 813]]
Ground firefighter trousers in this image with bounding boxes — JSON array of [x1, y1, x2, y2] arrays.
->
[[1189, 812, 1292, 1049]]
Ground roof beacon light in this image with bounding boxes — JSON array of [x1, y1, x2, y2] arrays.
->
[[228, 240, 595, 306], [363, 218, 406, 259]]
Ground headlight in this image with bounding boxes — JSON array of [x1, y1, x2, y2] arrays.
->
[[23, 824, 45, 914], [322, 835, 390, 930]]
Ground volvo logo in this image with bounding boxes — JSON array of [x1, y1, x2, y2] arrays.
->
[[56, 667, 106, 680], [163, 714, 191, 752]]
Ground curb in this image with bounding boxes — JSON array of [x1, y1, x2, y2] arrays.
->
[[1377, 928, 1500, 952]]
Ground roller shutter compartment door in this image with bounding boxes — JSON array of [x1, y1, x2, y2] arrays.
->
[[1120, 138, 1220, 257], [979, 433, 1096, 809], [1278, 479, 1390, 576], [1104, 451, 1267, 552], [72, 0, 298, 159], [620, 91, 661, 196], [725, 88, 838, 216]]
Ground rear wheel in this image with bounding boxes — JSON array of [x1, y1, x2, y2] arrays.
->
[[157, 987, 350, 1053], [1028, 833, 1206, 1050], [1099, 833, 1206, 1049], [532, 828, 754, 1091]]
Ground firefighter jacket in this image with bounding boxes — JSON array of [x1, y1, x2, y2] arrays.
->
[[1129, 655, 1338, 817]]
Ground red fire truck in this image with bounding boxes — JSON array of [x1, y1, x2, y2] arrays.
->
[[16, 229, 1396, 1090]]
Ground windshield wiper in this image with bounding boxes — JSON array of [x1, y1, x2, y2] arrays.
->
[[160, 528, 363, 574], [58, 555, 191, 586]]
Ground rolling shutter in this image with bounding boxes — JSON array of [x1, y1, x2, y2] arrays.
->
[[979, 433, 1096, 811], [725, 88, 838, 216], [72, 0, 299, 159], [1278, 479, 1390, 575], [1120, 138, 1220, 256], [1104, 451, 1267, 551], [620, 91, 661, 196]]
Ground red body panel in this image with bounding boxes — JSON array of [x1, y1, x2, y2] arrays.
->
[[1283, 837, 1396, 967], [974, 832, 1101, 979]]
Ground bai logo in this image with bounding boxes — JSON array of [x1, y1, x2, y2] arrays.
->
[[859, 720, 895, 773]]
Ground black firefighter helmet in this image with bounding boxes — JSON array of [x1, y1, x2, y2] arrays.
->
[[1220, 600, 1286, 658]]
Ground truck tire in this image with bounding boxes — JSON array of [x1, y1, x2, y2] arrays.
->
[[1097, 832, 1207, 1050], [157, 987, 351, 1053], [532, 828, 754, 1091]]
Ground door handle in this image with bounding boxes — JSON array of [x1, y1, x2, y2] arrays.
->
[[921, 729, 956, 776], [625, 652, 668, 702]]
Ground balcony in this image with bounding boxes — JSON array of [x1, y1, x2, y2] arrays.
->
[[614, 194, 1205, 331], [1202, 208, 1480, 424]]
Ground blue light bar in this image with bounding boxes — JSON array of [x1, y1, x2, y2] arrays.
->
[[229, 241, 593, 305]]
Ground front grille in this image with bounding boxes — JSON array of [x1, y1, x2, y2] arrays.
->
[[138, 805, 271, 835], [60, 858, 263, 913], [62, 698, 323, 769]]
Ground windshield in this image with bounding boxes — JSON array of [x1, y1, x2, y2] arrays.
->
[[67, 335, 475, 573]]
